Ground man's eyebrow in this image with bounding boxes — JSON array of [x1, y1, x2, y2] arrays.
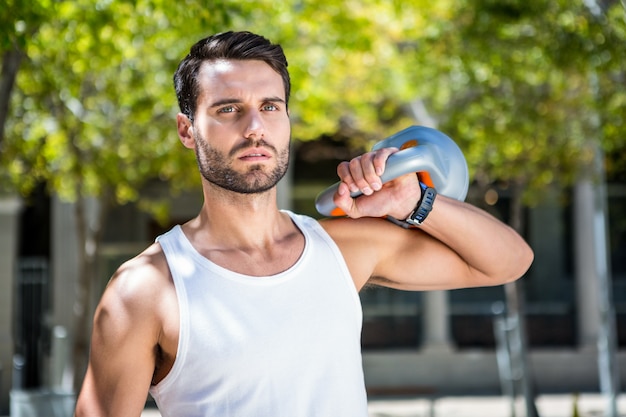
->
[[262, 96, 286, 104], [209, 96, 286, 108], [209, 98, 241, 108]]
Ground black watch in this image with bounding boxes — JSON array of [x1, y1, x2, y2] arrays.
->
[[404, 183, 437, 227]]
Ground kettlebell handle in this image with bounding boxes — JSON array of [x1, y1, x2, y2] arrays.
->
[[314, 126, 469, 217]]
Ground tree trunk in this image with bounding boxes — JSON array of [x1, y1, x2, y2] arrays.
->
[[71, 192, 110, 393], [0, 47, 24, 145], [71, 195, 92, 393], [505, 179, 540, 417]]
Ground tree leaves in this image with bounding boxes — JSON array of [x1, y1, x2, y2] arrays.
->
[[426, 0, 625, 203], [1, 0, 624, 208]]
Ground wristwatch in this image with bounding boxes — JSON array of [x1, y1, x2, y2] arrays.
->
[[404, 182, 437, 226]]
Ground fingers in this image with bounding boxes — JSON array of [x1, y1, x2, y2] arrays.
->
[[336, 148, 398, 196], [333, 147, 401, 219]]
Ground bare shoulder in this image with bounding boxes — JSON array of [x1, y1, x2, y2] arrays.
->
[[76, 242, 176, 416], [103, 242, 173, 308], [320, 216, 392, 235], [96, 240, 179, 345], [320, 216, 423, 248], [94, 241, 177, 350], [319, 217, 423, 290]]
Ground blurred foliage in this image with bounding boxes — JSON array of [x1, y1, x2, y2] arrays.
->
[[1, 0, 235, 219], [0, 0, 624, 212], [430, 0, 626, 204]]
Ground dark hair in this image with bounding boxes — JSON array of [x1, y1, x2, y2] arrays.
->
[[173, 31, 290, 122]]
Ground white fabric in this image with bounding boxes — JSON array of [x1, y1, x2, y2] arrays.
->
[[149, 211, 368, 417]]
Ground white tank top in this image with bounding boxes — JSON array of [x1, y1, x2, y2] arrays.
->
[[149, 211, 368, 417]]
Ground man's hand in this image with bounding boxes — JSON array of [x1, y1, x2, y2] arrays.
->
[[333, 147, 422, 220]]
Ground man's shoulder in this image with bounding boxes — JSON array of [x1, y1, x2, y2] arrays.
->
[[101, 242, 173, 312], [318, 217, 402, 258], [319, 216, 397, 238], [90, 242, 175, 357]]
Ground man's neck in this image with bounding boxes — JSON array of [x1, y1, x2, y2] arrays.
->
[[180, 183, 303, 276]]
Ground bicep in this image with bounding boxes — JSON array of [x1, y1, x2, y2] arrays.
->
[[76, 279, 159, 416]]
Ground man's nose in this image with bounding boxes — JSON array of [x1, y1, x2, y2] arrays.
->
[[243, 110, 265, 140]]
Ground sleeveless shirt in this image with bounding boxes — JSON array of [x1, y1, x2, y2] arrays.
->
[[149, 211, 368, 417]]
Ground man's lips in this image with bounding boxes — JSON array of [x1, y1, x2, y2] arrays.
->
[[238, 148, 272, 160]]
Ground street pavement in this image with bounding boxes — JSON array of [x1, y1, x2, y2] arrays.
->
[[141, 393, 626, 417]]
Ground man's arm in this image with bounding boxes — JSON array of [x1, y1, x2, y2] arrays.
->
[[75, 249, 168, 417], [323, 148, 533, 291]]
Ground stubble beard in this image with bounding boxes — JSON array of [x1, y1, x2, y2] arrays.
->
[[194, 131, 290, 194]]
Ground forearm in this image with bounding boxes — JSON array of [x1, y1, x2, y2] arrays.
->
[[418, 195, 534, 283]]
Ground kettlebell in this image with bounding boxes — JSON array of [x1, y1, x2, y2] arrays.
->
[[314, 125, 469, 217]]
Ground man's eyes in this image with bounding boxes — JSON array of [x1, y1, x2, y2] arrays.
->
[[217, 103, 280, 114], [217, 105, 237, 114], [262, 103, 279, 111]]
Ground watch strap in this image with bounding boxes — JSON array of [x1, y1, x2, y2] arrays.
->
[[386, 182, 437, 228], [405, 184, 437, 226]]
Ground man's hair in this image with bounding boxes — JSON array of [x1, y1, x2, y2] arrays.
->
[[173, 31, 290, 122]]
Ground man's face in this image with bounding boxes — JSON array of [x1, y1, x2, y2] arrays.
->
[[190, 59, 291, 194]]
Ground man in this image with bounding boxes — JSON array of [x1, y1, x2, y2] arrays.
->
[[75, 31, 533, 417]]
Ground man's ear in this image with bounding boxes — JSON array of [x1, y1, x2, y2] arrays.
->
[[177, 113, 195, 149]]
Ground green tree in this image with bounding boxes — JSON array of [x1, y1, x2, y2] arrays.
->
[[433, 0, 625, 201], [0, 0, 51, 151]]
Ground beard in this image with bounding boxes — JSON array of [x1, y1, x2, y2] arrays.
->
[[193, 130, 290, 194]]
